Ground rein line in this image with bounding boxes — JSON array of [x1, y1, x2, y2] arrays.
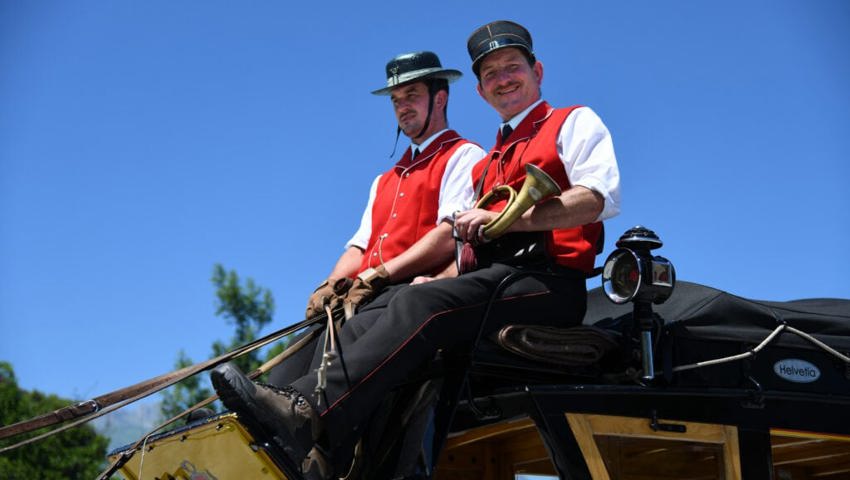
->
[[0, 312, 330, 451]]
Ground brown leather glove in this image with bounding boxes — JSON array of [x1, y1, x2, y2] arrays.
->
[[305, 277, 353, 319], [343, 265, 391, 318]]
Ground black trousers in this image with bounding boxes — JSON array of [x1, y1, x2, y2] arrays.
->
[[267, 284, 410, 388], [267, 322, 326, 388], [287, 263, 587, 452]]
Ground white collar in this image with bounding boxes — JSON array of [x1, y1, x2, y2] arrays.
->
[[500, 99, 544, 133], [410, 129, 448, 156]]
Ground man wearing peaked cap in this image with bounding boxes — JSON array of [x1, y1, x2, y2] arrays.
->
[[445, 19, 621, 334], [467, 19, 535, 77], [456, 19, 621, 271], [210, 51, 484, 479]]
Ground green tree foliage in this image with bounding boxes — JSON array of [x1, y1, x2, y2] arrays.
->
[[0, 362, 110, 479], [209, 263, 275, 374], [158, 264, 277, 421], [158, 350, 213, 421], [263, 341, 286, 364]]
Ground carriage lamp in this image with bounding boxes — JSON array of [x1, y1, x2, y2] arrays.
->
[[601, 226, 676, 380], [602, 226, 675, 304]]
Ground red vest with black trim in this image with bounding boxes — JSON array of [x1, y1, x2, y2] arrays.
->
[[359, 130, 472, 274], [471, 102, 603, 273]]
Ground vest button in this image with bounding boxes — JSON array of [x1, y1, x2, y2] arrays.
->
[[392, 213, 397, 218], [399, 192, 405, 197], [404, 173, 410, 178]]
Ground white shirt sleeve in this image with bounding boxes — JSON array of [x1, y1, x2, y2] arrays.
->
[[556, 106, 621, 222], [345, 175, 381, 250], [436, 142, 487, 224]]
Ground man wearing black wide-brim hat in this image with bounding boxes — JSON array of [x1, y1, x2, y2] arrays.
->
[[211, 51, 484, 479], [292, 51, 486, 320]]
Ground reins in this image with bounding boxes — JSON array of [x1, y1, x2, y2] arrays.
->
[[0, 310, 335, 452], [96, 322, 327, 479]]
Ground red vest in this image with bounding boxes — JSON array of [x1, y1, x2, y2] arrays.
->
[[359, 130, 471, 274], [471, 102, 603, 273]]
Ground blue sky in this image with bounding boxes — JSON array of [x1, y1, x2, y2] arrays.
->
[[1, 1, 848, 403]]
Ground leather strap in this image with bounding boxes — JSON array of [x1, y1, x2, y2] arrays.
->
[[496, 324, 619, 366], [95, 323, 327, 479], [0, 310, 335, 447]]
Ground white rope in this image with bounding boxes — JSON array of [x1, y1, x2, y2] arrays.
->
[[786, 326, 850, 363], [137, 432, 154, 479], [665, 323, 849, 375], [315, 303, 338, 407]]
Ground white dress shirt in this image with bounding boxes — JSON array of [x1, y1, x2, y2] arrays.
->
[[503, 100, 621, 222], [346, 130, 486, 249]]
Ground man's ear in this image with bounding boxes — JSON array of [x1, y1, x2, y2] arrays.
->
[[534, 60, 544, 87], [476, 82, 484, 99], [435, 89, 448, 109]]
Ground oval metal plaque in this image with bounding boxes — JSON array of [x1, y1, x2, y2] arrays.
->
[[773, 359, 821, 383]]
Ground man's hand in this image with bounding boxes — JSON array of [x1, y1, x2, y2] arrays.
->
[[343, 265, 391, 317], [454, 208, 499, 245], [305, 277, 353, 319], [411, 275, 436, 285]]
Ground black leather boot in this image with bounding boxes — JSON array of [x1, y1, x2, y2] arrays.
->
[[211, 362, 330, 479]]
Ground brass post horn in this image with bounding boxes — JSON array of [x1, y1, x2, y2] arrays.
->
[[476, 163, 561, 241]]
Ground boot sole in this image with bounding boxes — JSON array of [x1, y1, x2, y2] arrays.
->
[[210, 364, 309, 474]]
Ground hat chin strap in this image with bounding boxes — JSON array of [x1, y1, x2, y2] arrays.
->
[[388, 83, 437, 158], [413, 86, 436, 141], [388, 126, 402, 158]]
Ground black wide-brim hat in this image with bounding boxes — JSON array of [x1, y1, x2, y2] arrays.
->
[[467, 20, 534, 76], [371, 51, 462, 96]]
